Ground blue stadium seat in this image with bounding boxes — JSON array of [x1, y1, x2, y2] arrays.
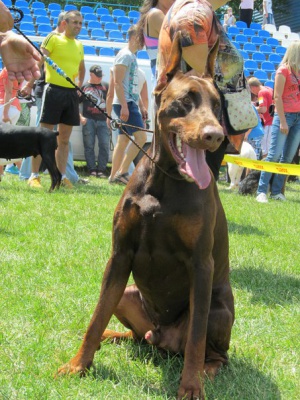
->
[[37, 24, 52, 36], [31, 1, 45, 10], [254, 70, 268, 83], [228, 26, 239, 36], [276, 46, 286, 56], [250, 22, 262, 32], [15, 0, 29, 7], [80, 6, 94, 15], [236, 21, 247, 29], [268, 53, 282, 68], [48, 3, 61, 12], [112, 9, 126, 19], [262, 61, 275, 79], [33, 9, 48, 17], [252, 52, 266, 63], [77, 27, 90, 40], [84, 46, 96, 55], [19, 21, 35, 35], [236, 34, 247, 44], [64, 5, 77, 11], [244, 42, 256, 55], [35, 16, 51, 26], [259, 44, 273, 55], [90, 28, 107, 41], [96, 7, 110, 18], [50, 10, 61, 19], [84, 13, 98, 23], [239, 50, 249, 60], [271, 71, 276, 81], [104, 22, 119, 34], [137, 50, 149, 59], [243, 68, 250, 77], [108, 30, 125, 42], [117, 16, 130, 25], [251, 36, 264, 46], [100, 15, 114, 24], [243, 28, 255, 40], [128, 10, 140, 22], [87, 21, 101, 31], [258, 30, 271, 39], [244, 60, 258, 73], [18, 6, 31, 15], [266, 37, 279, 49], [99, 47, 115, 56], [264, 80, 274, 89], [121, 23, 131, 34]]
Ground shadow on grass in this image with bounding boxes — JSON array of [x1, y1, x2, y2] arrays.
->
[[231, 267, 300, 305], [91, 342, 281, 399], [227, 221, 267, 236]]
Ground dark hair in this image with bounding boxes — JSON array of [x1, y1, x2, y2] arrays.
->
[[136, 0, 159, 48]]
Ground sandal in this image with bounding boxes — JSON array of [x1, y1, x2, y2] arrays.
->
[[114, 172, 130, 185]]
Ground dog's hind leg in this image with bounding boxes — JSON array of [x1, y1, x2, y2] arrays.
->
[[112, 284, 155, 340]]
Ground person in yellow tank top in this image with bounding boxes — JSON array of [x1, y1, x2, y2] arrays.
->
[[23, 10, 85, 189]]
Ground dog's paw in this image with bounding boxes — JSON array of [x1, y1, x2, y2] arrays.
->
[[56, 357, 93, 377]]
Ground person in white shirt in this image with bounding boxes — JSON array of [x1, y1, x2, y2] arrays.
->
[[263, 0, 275, 26], [239, 0, 255, 28]]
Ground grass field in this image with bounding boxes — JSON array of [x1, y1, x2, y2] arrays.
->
[[1, 169, 299, 400]]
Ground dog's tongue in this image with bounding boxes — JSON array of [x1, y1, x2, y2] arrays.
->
[[180, 144, 211, 189]]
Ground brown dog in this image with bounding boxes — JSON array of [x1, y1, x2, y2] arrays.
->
[[58, 36, 234, 399]]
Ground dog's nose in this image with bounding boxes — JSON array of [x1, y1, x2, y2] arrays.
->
[[202, 125, 224, 147]]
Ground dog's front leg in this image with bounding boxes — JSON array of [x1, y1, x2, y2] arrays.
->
[[177, 257, 214, 400], [57, 255, 132, 376]]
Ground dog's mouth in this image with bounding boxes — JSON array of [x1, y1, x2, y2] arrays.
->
[[169, 133, 211, 190]]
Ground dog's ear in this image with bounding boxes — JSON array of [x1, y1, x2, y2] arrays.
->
[[205, 38, 219, 79], [154, 31, 182, 96]]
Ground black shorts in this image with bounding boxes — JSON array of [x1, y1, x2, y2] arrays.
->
[[40, 84, 80, 126]]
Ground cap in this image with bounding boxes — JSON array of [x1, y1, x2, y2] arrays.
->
[[90, 65, 103, 77]]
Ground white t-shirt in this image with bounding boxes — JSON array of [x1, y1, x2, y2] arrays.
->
[[263, 0, 273, 14], [240, 0, 254, 9]]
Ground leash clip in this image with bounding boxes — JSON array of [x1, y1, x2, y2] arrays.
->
[[110, 118, 122, 130]]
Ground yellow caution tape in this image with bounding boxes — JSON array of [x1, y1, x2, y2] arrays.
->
[[223, 155, 300, 175]]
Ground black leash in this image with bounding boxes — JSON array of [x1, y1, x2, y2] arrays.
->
[[8, 6, 184, 181]]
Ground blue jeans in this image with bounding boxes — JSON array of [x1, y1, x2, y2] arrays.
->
[[257, 112, 300, 195], [82, 119, 110, 172]]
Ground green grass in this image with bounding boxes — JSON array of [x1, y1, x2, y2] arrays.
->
[[0, 170, 299, 400]]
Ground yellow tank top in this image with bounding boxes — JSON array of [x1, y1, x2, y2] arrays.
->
[[42, 33, 84, 88]]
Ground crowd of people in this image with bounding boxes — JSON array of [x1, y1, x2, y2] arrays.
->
[[0, 0, 299, 202]]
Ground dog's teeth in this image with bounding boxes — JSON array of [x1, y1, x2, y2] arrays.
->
[[176, 135, 182, 153]]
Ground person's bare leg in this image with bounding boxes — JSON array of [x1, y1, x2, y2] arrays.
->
[[56, 123, 72, 175], [110, 134, 129, 179], [118, 130, 147, 175]]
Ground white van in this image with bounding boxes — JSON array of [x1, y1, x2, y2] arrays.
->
[[28, 38, 154, 162]]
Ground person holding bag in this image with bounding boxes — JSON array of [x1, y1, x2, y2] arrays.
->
[[256, 41, 300, 203], [157, 0, 256, 180]]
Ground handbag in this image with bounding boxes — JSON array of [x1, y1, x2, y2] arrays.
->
[[221, 84, 258, 135]]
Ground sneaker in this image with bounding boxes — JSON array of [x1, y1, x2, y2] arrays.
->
[[61, 177, 73, 189], [77, 178, 89, 185], [5, 165, 20, 175], [97, 171, 107, 179], [256, 193, 268, 203], [270, 193, 286, 201], [28, 176, 42, 188], [114, 172, 130, 185], [89, 170, 97, 177]]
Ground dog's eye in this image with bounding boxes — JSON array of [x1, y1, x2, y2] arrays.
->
[[182, 96, 192, 106]]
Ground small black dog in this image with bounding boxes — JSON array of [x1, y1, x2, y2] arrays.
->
[[238, 170, 261, 195], [0, 125, 61, 191]]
